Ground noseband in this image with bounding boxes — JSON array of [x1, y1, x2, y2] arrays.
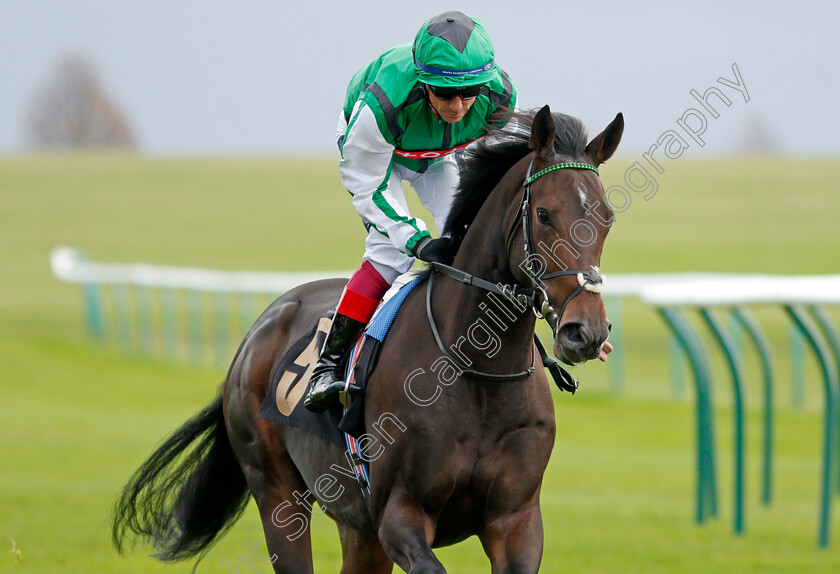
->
[[426, 154, 606, 388]]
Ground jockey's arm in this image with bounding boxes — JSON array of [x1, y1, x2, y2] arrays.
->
[[339, 101, 431, 255]]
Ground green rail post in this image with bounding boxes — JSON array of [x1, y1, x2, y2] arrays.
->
[[112, 284, 134, 350], [605, 295, 624, 394], [187, 290, 205, 364], [731, 307, 774, 506], [808, 305, 840, 495], [160, 288, 180, 360], [727, 310, 744, 356], [791, 324, 806, 408], [785, 305, 838, 548], [73, 250, 107, 340], [658, 307, 718, 523], [82, 283, 107, 340], [135, 285, 155, 356], [700, 307, 746, 535], [238, 293, 257, 337], [213, 292, 230, 367], [669, 334, 687, 400]]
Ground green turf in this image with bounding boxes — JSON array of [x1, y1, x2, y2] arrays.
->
[[1, 154, 839, 572]]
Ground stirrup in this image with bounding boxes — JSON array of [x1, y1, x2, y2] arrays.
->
[[339, 379, 357, 409], [305, 368, 362, 412]]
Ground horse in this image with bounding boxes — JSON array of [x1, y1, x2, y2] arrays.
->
[[112, 105, 624, 573]]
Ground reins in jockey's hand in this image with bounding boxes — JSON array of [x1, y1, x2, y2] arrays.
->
[[412, 236, 457, 265]]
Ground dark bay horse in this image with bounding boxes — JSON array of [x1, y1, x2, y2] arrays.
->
[[113, 105, 624, 573]]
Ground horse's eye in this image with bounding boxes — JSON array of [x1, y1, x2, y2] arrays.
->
[[536, 208, 551, 224]]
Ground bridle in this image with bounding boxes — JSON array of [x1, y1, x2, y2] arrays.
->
[[507, 157, 606, 322], [426, 153, 606, 385]]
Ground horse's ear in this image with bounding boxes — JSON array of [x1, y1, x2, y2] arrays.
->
[[529, 105, 556, 161], [585, 112, 624, 167]]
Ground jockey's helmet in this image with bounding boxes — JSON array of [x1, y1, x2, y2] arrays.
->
[[413, 11, 500, 88]]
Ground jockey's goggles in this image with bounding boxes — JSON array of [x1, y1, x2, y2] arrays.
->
[[427, 84, 483, 101]]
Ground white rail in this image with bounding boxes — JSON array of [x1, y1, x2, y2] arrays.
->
[[641, 275, 840, 307], [51, 246, 354, 293]]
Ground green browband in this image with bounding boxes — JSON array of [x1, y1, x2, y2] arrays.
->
[[525, 162, 599, 185]]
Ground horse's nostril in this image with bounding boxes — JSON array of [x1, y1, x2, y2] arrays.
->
[[557, 322, 587, 347]]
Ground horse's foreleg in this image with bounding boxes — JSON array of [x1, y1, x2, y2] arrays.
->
[[377, 491, 446, 574], [337, 522, 394, 574], [479, 501, 544, 574]]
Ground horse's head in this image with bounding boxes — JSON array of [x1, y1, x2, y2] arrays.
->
[[512, 105, 624, 365]]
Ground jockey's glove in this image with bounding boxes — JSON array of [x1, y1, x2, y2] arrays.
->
[[412, 236, 456, 265]]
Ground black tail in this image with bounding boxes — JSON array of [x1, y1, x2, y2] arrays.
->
[[112, 393, 250, 562]]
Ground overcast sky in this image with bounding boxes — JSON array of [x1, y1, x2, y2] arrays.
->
[[0, 0, 835, 156]]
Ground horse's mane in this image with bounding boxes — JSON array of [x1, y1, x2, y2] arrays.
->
[[443, 109, 590, 249]]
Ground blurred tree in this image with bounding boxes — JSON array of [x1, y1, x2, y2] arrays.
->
[[739, 115, 780, 155], [26, 55, 136, 149]]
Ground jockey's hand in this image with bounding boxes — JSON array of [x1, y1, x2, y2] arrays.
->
[[412, 236, 456, 265], [598, 341, 613, 362]]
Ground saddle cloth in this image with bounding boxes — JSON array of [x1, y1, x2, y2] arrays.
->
[[257, 275, 425, 445]]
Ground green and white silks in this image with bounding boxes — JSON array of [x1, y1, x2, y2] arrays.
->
[[338, 35, 516, 277]]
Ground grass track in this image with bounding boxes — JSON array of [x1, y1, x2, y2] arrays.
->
[[1, 154, 839, 572]]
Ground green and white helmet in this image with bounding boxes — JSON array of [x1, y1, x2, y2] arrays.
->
[[413, 11, 499, 88]]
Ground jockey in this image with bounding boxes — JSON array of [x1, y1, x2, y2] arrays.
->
[[305, 11, 517, 412]]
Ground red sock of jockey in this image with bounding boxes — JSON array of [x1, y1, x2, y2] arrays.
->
[[336, 261, 392, 324]]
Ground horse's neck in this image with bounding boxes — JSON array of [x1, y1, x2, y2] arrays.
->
[[433, 182, 536, 373]]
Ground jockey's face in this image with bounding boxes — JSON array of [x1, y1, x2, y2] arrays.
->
[[425, 84, 477, 124]]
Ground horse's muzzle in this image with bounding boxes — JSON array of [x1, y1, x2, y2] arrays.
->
[[554, 320, 611, 365]]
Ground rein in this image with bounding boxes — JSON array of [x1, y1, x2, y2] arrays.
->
[[425, 270, 536, 381], [424, 154, 605, 390]]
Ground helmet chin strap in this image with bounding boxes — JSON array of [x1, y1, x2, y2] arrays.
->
[[423, 86, 442, 120]]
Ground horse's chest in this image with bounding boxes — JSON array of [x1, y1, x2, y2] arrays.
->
[[470, 420, 553, 485], [427, 420, 554, 545], [432, 389, 556, 494]]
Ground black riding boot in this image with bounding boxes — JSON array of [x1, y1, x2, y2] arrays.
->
[[304, 312, 366, 413]]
